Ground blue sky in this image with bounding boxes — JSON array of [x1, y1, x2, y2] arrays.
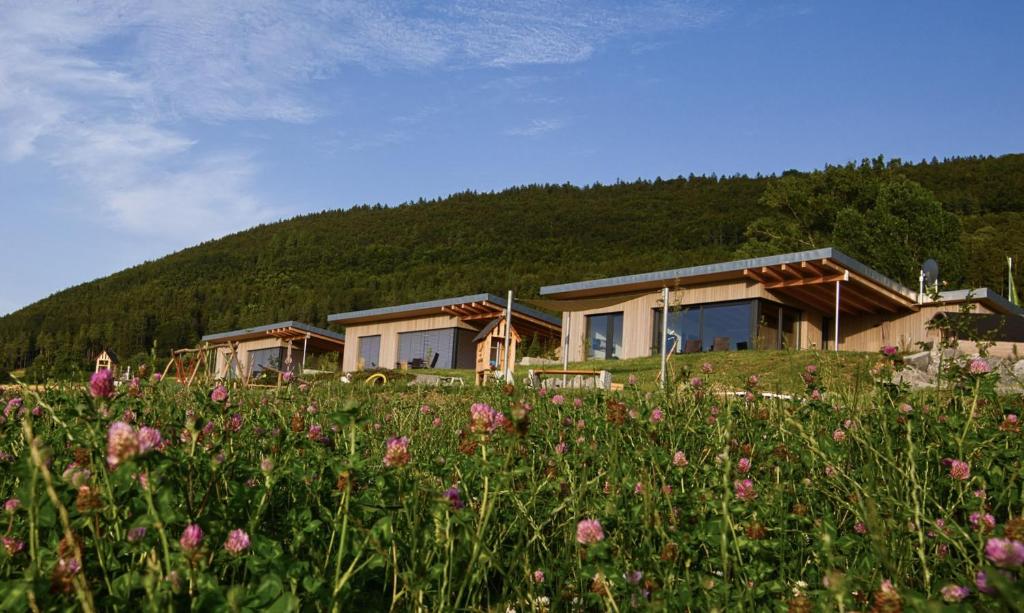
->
[[1, 1, 1022, 316]]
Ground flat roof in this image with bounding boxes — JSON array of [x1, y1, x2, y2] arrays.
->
[[937, 288, 1024, 316], [327, 293, 561, 327], [201, 321, 345, 344], [540, 247, 917, 299]]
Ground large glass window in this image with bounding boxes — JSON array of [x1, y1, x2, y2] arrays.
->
[[586, 312, 623, 360], [358, 335, 380, 370], [247, 347, 296, 377], [756, 303, 801, 350], [398, 328, 457, 369], [653, 299, 799, 353]]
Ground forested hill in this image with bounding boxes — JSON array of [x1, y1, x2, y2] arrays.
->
[[3, 154, 1024, 379]]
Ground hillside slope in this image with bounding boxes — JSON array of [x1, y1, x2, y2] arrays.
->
[[2, 154, 1023, 376]]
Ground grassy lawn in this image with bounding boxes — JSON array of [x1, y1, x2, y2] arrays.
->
[[412, 349, 880, 395]]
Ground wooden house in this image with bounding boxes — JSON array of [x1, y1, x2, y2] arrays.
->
[[538, 247, 1024, 359], [201, 321, 345, 382], [95, 350, 119, 376], [327, 294, 560, 374]]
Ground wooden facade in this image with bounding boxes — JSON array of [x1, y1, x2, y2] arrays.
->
[[201, 322, 345, 381], [328, 294, 560, 374], [541, 248, 1022, 359]]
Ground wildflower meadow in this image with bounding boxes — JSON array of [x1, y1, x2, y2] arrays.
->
[[1, 351, 1023, 611]]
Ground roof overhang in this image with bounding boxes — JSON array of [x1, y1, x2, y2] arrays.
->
[[328, 293, 561, 339], [539, 248, 920, 316], [201, 321, 345, 351]]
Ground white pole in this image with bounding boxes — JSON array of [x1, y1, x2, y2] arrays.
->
[[302, 334, 309, 371], [660, 287, 669, 390], [504, 290, 513, 383], [834, 281, 841, 352], [562, 312, 570, 387]]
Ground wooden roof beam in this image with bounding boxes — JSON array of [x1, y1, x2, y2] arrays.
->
[[764, 271, 848, 289], [781, 285, 860, 315], [760, 266, 786, 282], [778, 263, 807, 280], [842, 282, 900, 313], [743, 268, 771, 284], [800, 260, 828, 276]]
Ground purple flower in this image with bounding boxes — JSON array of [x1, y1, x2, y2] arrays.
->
[[969, 358, 992, 375], [985, 537, 1024, 568], [733, 479, 757, 501], [106, 421, 139, 469], [551, 394, 565, 406], [227, 413, 243, 432], [470, 403, 499, 433], [127, 527, 147, 543], [533, 569, 545, 583], [137, 427, 162, 454], [949, 459, 971, 481], [260, 457, 274, 473], [210, 385, 228, 403], [940, 584, 969, 603], [90, 369, 115, 399], [832, 428, 846, 442], [649, 408, 664, 424], [737, 457, 751, 473], [2, 536, 25, 556], [179, 524, 203, 551], [4, 498, 20, 514], [224, 529, 251, 554], [282, 371, 295, 383], [443, 486, 465, 510], [576, 519, 605, 544], [383, 436, 410, 468], [672, 451, 688, 467], [881, 345, 898, 357]]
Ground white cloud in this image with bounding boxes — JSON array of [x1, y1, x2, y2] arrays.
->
[[0, 0, 720, 240], [505, 119, 565, 137]]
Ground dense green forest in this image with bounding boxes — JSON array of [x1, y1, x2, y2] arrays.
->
[[2, 154, 1023, 380]]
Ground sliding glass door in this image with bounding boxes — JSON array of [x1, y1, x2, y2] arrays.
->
[[586, 312, 623, 360]]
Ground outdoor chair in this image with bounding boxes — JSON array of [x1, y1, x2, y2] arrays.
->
[[683, 339, 702, 353]]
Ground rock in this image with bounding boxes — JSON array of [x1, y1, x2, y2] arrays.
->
[[520, 356, 560, 366], [411, 374, 442, 386], [1013, 360, 1024, 378], [903, 351, 931, 370], [894, 367, 934, 389], [941, 347, 962, 361]]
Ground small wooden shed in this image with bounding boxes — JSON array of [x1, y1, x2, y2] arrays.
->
[[474, 317, 521, 385], [95, 350, 119, 377]]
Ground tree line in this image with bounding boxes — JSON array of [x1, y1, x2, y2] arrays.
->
[[2, 154, 1023, 381]]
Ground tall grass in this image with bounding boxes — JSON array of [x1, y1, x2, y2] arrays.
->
[[0, 352, 1022, 611]]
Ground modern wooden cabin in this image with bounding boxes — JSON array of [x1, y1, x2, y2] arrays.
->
[[201, 321, 345, 381], [327, 294, 561, 373], [538, 247, 1023, 360]]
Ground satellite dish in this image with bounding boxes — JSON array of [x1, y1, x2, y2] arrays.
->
[[922, 259, 940, 286]]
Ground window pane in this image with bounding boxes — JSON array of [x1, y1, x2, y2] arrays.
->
[[756, 304, 779, 350], [653, 306, 700, 353], [358, 335, 380, 369], [398, 328, 456, 368], [586, 314, 608, 359], [248, 347, 283, 376], [702, 302, 752, 351], [586, 313, 623, 359], [610, 313, 623, 358]]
